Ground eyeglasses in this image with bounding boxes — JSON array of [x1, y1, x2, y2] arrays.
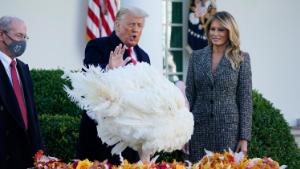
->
[[3, 30, 29, 41]]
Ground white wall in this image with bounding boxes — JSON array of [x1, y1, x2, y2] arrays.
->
[[0, 0, 87, 69], [218, 0, 300, 126]]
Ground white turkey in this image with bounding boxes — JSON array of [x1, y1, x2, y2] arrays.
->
[[63, 63, 194, 162]]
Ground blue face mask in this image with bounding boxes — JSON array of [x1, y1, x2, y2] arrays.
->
[[4, 32, 27, 57]]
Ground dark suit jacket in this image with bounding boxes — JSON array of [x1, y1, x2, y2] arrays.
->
[[77, 31, 150, 165], [0, 59, 43, 169]]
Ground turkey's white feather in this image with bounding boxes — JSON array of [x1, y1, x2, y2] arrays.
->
[[63, 63, 194, 159]]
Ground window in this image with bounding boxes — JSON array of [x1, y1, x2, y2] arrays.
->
[[162, 0, 189, 82]]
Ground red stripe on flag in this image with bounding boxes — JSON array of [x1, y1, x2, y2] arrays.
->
[[106, 0, 116, 21], [88, 8, 100, 27], [86, 0, 118, 40], [100, 12, 111, 36], [87, 27, 96, 40], [94, 0, 100, 6]]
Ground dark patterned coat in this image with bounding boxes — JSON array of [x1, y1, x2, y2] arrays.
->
[[185, 46, 252, 162]]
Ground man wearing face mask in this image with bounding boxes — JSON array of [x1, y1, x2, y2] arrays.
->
[[0, 16, 43, 169], [77, 7, 150, 165]]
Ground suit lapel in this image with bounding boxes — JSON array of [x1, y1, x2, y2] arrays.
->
[[16, 60, 29, 97], [17, 60, 34, 127], [215, 56, 231, 79], [0, 61, 26, 129], [133, 46, 141, 62], [202, 47, 214, 85]]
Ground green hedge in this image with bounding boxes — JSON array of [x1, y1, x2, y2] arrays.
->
[[249, 90, 300, 168], [31, 69, 82, 161], [39, 114, 80, 161], [32, 69, 300, 167], [31, 69, 81, 116]]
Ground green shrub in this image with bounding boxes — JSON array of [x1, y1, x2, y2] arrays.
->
[[31, 69, 81, 116], [155, 150, 185, 162], [249, 90, 300, 168], [39, 114, 80, 161]]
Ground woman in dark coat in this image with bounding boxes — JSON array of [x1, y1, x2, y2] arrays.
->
[[186, 11, 252, 162]]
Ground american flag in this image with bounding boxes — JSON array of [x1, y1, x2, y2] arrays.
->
[[86, 0, 119, 40]]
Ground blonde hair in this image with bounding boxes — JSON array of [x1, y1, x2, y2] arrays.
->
[[205, 11, 242, 69]]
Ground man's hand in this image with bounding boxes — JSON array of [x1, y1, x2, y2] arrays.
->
[[108, 44, 131, 69], [236, 139, 248, 154]]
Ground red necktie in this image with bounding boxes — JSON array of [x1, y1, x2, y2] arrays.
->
[[127, 48, 137, 65], [10, 60, 28, 129]]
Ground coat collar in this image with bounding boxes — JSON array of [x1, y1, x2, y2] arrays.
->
[[202, 46, 231, 84], [215, 54, 230, 78], [201, 46, 214, 84], [110, 31, 123, 48]]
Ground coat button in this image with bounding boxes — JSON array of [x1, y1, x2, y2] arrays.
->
[[210, 100, 214, 104], [210, 86, 213, 91], [0, 105, 3, 112]]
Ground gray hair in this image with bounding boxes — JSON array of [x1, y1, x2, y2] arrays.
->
[[116, 6, 148, 22], [0, 16, 23, 32]]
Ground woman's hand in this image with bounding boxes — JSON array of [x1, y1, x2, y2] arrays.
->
[[182, 142, 190, 154], [108, 44, 131, 69], [236, 139, 248, 154]]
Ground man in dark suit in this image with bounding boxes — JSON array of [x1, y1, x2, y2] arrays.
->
[[0, 16, 43, 169], [77, 7, 150, 165]]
